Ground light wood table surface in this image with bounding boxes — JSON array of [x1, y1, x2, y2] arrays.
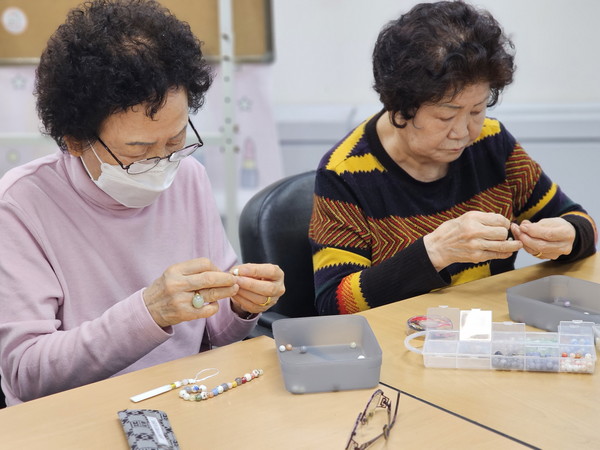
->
[[0, 335, 526, 449], [360, 253, 600, 450], [1, 255, 598, 449]]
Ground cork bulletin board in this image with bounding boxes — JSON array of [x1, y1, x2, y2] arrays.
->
[[0, 0, 273, 64]]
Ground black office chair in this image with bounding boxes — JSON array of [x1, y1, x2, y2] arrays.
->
[[0, 375, 5, 408], [239, 170, 318, 338]]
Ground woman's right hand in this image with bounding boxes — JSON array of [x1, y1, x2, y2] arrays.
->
[[423, 211, 523, 271], [143, 258, 240, 328]]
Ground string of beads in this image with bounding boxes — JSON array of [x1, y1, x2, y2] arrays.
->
[[178, 369, 264, 401], [167, 368, 219, 391]]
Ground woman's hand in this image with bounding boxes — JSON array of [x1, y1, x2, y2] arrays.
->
[[143, 258, 239, 328], [229, 263, 286, 316], [510, 218, 575, 260], [424, 211, 523, 271]]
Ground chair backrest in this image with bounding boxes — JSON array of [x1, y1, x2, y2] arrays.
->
[[0, 375, 5, 408], [239, 170, 318, 319]]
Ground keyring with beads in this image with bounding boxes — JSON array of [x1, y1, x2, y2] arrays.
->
[[130, 367, 220, 402], [179, 369, 264, 402]]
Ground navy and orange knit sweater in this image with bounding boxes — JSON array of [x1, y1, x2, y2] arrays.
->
[[309, 112, 597, 315]]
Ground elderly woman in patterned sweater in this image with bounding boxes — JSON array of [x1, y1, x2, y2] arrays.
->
[[309, 1, 597, 315]]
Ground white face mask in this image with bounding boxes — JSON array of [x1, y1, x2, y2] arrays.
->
[[82, 144, 180, 208]]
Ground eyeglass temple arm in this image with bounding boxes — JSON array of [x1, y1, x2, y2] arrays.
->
[[188, 118, 203, 146]]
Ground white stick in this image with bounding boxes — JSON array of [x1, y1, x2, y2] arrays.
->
[[130, 384, 173, 403]]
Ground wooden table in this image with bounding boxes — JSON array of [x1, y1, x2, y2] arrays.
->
[[1, 255, 598, 449], [360, 254, 600, 449], [0, 336, 523, 449]]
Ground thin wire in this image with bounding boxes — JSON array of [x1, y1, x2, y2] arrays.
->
[[194, 367, 219, 382]]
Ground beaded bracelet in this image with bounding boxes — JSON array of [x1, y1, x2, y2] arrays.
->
[[178, 369, 264, 401]]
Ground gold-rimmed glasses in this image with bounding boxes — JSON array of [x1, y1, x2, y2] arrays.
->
[[96, 118, 203, 174], [345, 389, 400, 450]]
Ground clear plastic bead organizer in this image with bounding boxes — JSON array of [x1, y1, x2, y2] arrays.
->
[[404, 307, 597, 374]]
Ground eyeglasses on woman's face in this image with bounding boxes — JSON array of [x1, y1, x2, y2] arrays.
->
[[95, 118, 203, 175]]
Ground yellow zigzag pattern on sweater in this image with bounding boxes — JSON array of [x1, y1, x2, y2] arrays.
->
[[325, 117, 502, 176], [450, 263, 491, 286], [313, 247, 370, 271], [472, 118, 501, 144], [325, 119, 385, 175]]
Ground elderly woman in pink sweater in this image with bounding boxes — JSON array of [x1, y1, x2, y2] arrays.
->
[[0, 0, 284, 406]]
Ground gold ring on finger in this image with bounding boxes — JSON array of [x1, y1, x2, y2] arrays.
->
[[259, 296, 272, 307]]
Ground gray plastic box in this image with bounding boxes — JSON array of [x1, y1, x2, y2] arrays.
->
[[272, 315, 382, 394], [507, 275, 600, 331]]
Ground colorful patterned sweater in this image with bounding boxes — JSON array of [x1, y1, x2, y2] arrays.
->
[[309, 112, 597, 315]]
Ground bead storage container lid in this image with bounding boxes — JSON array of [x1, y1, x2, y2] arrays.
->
[[404, 306, 597, 374], [272, 315, 382, 394], [507, 275, 600, 331], [406, 305, 458, 336]]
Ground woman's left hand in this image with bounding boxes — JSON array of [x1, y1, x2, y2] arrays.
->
[[511, 218, 576, 260], [229, 263, 285, 316]]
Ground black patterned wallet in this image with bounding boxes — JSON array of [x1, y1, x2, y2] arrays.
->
[[117, 409, 180, 449]]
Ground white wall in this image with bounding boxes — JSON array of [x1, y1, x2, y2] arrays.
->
[[270, 0, 600, 106]]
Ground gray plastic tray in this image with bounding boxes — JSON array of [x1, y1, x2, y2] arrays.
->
[[272, 315, 382, 394], [507, 275, 600, 331]]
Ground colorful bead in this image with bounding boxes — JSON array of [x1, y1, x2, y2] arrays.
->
[[285, 344, 293, 351]]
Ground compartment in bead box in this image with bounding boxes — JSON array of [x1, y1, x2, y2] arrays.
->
[[491, 322, 526, 371], [272, 315, 382, 394], [422, 330, 459, 368], [405, 307, 597, 374], [557, 321, 596, 373], [523, 333, 560, 372]]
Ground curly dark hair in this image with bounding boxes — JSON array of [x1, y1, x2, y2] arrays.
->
[[35, 0, 213, 151], [372, 1, 515, 128]]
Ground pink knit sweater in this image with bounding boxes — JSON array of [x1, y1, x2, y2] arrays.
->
[[0, 152, 256, 405]]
